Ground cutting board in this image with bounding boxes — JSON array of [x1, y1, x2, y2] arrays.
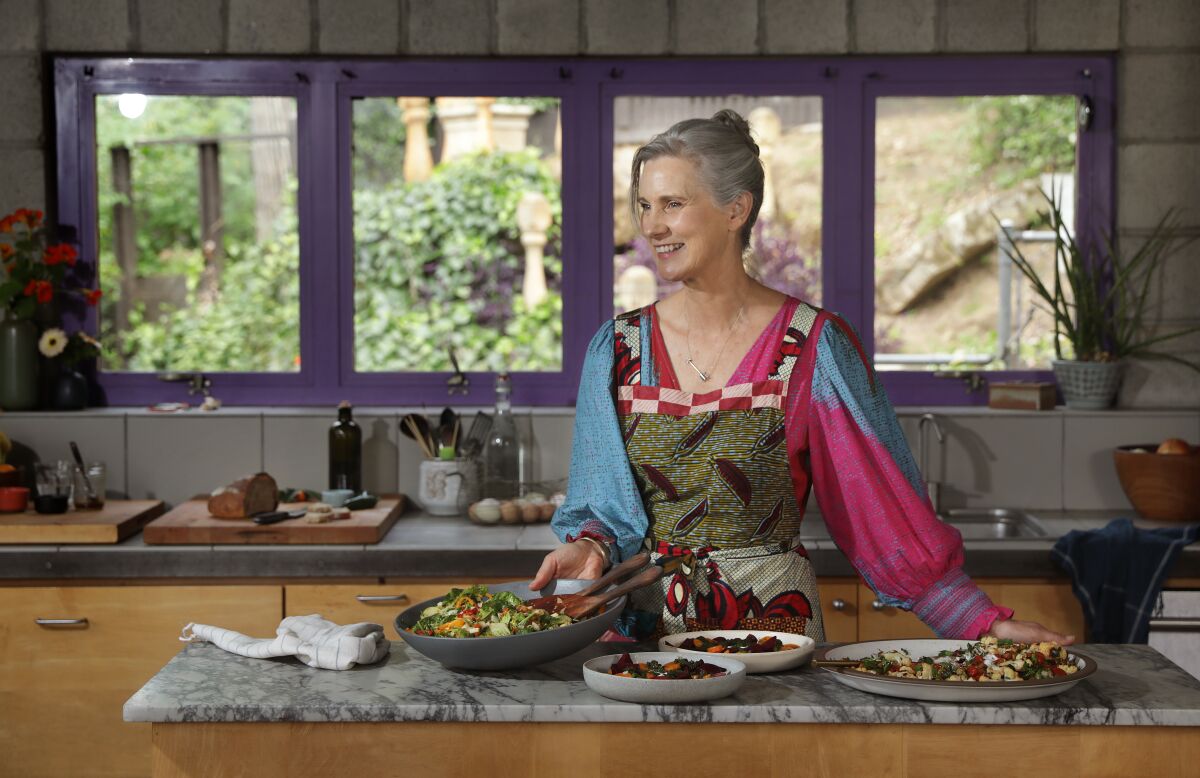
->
[[141, 495, 407, 545], [0, 500, 165, 544]]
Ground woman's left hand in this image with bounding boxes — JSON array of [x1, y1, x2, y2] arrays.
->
[[987, 617, 1075, 646]]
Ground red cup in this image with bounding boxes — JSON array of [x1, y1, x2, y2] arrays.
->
[[0, 486, 30, 513]]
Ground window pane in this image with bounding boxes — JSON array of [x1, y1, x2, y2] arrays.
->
[[95, 95, 300, 373], [613, 96, 823, 315], [873, 95, 1077, 370], [352, 96, 563, 373]]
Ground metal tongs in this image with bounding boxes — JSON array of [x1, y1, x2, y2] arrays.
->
[[526, 551, 694, 620]]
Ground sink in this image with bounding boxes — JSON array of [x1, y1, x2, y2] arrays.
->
[[938, 508, 1048, 540], [797, 508, 1048, 541]]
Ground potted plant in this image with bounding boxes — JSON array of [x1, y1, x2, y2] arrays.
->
[[0, 208, 101, 411], [1001, 193, 1200, 409]]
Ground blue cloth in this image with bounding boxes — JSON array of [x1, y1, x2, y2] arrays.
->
[[1051, 518, 1200, 643], [550, 321, 651, 562]]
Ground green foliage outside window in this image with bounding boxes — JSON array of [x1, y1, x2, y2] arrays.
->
[[963, 95, 1076, 187], [353, 148, 563, 372]]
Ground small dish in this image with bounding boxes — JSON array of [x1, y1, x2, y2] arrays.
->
[[659, 629, 816, 674], [582, 651, 746, 703], [320, 489, 355, 508], [0, 486, 30, 513]]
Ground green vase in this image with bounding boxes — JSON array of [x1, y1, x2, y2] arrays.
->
[[0, 315, 39, 410]]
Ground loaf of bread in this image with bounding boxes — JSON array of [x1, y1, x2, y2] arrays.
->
[[208, 473, 279, 519]]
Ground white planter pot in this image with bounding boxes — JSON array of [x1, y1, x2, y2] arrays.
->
[[1052, 359, 1124, 410]]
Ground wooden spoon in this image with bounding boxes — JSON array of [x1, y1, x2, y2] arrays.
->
[[525, 552, 651, 613], [559, 554, 691, 621]]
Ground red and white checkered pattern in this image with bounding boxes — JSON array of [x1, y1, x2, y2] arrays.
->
[[617, 379, 786, 417]]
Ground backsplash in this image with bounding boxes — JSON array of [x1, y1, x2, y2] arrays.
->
[[1, 407, 1196, 514]]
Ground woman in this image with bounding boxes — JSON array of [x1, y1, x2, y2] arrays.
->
[[532, 109, 1071, 645]]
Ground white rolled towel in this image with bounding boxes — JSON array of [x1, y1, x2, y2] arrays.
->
[[180, 614, 390, 670]]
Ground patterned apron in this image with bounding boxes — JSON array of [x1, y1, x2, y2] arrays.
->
[[614, 301, 826, 641]]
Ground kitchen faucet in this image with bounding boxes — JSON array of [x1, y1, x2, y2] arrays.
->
[[917, 413, 946, 515]]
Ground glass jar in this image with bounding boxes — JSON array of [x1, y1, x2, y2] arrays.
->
[[72, 462, 106, 510]]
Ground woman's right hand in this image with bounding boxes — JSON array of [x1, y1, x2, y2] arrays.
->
[[529, 542, 606, 591]]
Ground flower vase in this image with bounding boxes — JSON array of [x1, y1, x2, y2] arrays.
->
[[0, 316, 39, 410], [51, 366, 89, 411]]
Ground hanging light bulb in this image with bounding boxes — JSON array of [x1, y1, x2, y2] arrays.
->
[[117, 93, 147, 119]]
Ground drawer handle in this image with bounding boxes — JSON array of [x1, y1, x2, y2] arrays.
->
[[871, 599, 888, 612], [1149, 618, 1200, 632], [830, 598, 847, 611], [354, 594, 410, 604], [35, 617, 89, 627]]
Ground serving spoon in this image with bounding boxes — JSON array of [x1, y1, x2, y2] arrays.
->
[[555, 553, 693, 621], [524, 552, 651, 613]]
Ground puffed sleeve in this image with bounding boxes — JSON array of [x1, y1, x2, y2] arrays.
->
[[807, 314, 1013, 638], [550, 321, 650, 562]]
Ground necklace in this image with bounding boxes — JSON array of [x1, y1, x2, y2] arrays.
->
[[684, 297, 745, 383]]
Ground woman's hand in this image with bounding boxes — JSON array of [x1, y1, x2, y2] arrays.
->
[[529, 542, 606, 591], [988, 617, 1076, 646]]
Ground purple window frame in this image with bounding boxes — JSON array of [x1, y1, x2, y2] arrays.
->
[[53, 55, 1113, 408]]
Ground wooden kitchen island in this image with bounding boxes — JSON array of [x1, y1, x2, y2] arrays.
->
[[126, 641, 1200, 777]]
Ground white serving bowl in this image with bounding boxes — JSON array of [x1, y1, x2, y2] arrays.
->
[[659, 630, 815, 674], [582, 651, 746, 703]]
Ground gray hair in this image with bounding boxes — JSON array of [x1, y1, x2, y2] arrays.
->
[[630, 109, 764, 251]]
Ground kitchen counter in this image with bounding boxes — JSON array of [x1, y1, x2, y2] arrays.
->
[[127, 641, 1200, 727], [125, 641, 1200, 777], [3, 509, 1199, 581]]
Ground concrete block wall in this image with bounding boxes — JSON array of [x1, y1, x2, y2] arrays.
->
[[0, 1, 1195, 427]]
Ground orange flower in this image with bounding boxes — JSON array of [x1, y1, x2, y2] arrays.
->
[[83, 289, 103, 306], [0, 244, 12, 259], [0, 215, 12, 233], [43, 243, 78, 267]]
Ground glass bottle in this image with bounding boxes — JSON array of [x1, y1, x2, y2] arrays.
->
[[482, 372, 519, 500], [328, 401, 362, 492]]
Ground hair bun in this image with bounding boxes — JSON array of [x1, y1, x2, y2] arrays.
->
[[711, 109, 759, 157]]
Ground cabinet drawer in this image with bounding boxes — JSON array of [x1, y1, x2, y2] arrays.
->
[[285, 580, 508, 640], [0, 585, 280, 778]]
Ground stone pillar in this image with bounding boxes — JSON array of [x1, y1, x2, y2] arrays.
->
[[616, 265, 658, 312], [434, 97, 480, 163], [749, 107, 781, 222], [516, 191, 552, 308], [398, 97, 434, 182], [476, 96, 496, 152]]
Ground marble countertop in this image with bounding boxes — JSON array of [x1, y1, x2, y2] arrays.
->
[[4, 509, 1199, 580], [124, 641, 1200, 726]]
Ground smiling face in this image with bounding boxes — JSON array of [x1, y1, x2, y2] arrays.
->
[[636, 156, 746, 285]]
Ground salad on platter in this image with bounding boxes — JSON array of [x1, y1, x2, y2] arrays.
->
[[852, 636, 1078, 682], [407, 584, 576, 638]]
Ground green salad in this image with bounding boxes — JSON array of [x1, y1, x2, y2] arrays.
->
[[408, 584, 575, 638]]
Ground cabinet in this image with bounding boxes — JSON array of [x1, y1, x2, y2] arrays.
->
[[285, 579, 507, 639], [0, 585, 280, 778], [816, 578, 858, 643], [855, 580, 1086, 642]]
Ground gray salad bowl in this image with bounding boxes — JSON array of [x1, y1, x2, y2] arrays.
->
[[394, 579, 627, 671]]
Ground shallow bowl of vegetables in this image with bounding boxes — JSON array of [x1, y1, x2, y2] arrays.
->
[[395, 580, 627, 671], [659, 630, 816, 674], [583, 651, 747, 703]]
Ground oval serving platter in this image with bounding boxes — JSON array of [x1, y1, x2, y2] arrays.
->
[[816, 639, 1098, 703]]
